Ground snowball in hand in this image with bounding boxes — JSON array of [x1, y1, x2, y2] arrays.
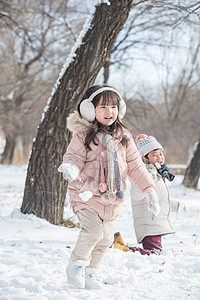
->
[[79, 191, 93, 202], [61, 163, 79, 181]]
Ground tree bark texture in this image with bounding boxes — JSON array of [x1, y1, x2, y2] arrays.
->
[[21, 0, 133, 224], [182, 141, 200, 189]]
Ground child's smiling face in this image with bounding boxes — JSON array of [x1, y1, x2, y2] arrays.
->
[[95, 96, 118, 126], [145, 149, 165, 165]]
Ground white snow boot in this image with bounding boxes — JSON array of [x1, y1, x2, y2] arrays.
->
[[66, 259, 86, 288], [85, 268, 103, 290]]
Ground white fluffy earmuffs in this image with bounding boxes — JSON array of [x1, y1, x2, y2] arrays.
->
[[79, 87, 126, 122]]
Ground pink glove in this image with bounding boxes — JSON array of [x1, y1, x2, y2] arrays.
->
[[144, 188, 160, 216]]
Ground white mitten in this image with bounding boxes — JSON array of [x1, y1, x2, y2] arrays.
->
[[60, 163, 79, 182], [144, 189, 160, 216]]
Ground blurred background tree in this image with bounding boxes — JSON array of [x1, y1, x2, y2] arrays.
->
[[0, 0, 87, 164]]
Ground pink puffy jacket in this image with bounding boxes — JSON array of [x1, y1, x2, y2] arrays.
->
[[59, 112, 155, 221]]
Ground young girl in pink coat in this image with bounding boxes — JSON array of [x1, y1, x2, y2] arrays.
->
[[58, 85, 160, 290]]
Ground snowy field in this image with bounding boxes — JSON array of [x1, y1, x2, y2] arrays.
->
[[0, 165, 199, 300]]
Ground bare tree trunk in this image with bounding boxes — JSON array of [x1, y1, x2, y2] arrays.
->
[[0, 134, 16, 164], [103, 53, 112, 85], [21, 0, 133, 224], [182, 141, 200, 189]]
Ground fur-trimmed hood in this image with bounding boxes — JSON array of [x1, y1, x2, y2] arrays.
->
[[67, 111, 92, 134]]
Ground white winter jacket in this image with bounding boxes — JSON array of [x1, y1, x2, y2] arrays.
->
[[130, 170, 175, 243]]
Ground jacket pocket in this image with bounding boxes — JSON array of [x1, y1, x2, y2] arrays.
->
[[79, 176, 92, 192]]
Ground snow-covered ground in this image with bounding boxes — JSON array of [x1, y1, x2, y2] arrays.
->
[[0, 165, 199, 300]]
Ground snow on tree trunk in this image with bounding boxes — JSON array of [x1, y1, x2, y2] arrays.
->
[[183, 141, 200, 189], [21, 0, 133, 224]]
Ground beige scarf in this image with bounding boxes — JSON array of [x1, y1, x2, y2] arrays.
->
[[91, 133, 124, 203]]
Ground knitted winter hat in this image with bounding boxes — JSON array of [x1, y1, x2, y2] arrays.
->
[[136, 134, 163, 157]]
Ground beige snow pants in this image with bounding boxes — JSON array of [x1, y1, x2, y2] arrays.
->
[[70, 208, 116, 269]]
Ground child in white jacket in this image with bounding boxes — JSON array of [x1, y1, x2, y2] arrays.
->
[[130, 134, 175, 254]]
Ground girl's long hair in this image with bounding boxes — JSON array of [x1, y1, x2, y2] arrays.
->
[[77, 85, 129, 150]]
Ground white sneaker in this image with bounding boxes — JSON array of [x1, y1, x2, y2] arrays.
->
[[85, 268, 103, 290], [66, 259, 85, 288]]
